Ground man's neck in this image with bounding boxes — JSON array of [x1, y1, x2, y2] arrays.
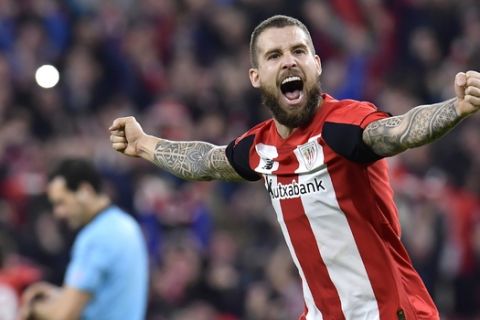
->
[[274, 96, 324, 139], [274, 120, 297, 139], [85, 196, 111, 223]]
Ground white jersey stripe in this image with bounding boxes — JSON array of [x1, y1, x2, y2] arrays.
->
[[268, 175, 323, 320], [297, 168, 380, 319]]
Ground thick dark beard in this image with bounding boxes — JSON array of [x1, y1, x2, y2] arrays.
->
[[261, 82, 321, 129]]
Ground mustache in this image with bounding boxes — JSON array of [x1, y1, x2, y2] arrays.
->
[[261, 81, 321, 128], [277, 69, 304, 85]]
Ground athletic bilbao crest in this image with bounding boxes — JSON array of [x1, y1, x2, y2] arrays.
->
[[298, 141, 318, 171]]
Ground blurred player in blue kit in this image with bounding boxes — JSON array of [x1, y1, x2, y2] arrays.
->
[[20, 158, 148, 320]]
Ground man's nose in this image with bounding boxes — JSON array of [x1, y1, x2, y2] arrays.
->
[[281, 53, 297, 69]]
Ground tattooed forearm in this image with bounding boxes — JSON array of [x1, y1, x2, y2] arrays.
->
[[207, 147, 246, 181], [363, 98, 462, 156], [153, 140, 244, 181]]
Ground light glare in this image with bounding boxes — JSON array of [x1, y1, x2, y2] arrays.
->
[[35, 65, 60, 89]]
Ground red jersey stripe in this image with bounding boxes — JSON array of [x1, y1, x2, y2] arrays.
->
[[277, 175, 345, 319]]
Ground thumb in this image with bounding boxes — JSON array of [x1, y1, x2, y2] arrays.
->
[[454, 72, 467, 100], [109, 117, 129, 131]]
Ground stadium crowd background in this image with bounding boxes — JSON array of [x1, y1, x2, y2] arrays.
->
[[0, 0, 479, 319]]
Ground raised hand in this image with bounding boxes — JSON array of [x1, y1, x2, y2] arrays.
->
[[454, 70, 480, 116], [109, 116, 146, 157]]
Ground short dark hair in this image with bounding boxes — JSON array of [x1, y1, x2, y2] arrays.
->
[[249, 15, 315, 68], [48, 158, 103, 193]]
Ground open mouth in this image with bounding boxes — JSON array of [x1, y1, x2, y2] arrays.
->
[[280, 76, 304, 104]]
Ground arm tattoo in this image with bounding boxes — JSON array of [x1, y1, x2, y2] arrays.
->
[[153, 140, 244, 181], [363, 98, 462, 156]]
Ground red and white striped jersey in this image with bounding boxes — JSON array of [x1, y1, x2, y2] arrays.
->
[[226, 94, 439, 320]]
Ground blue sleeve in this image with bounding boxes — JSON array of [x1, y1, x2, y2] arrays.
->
[[64, 231, 112, 293]]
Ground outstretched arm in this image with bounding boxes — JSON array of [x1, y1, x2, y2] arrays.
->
[[109, 117, 244, 181], [363, 71, 480, 157], [362, 98, 460, 156], [152, 140, 243, 181]]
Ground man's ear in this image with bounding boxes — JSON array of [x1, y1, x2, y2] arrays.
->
[[249, 68, 260, 88], [77, 183, 93, 202], [315, 55, 322, 76]]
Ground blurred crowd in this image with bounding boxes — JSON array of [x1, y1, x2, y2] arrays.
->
[[0, 0, 480, 319]]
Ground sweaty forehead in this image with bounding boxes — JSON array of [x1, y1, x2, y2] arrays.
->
[[256, 26, 310, 54]]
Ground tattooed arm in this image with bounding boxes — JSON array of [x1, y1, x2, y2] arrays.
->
[[151, 140, 243, 181], [109, 116, 244, 181], [362, 98, 461, 156], [363, 71, 480, 157]]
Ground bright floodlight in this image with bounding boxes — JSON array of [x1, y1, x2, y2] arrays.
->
[[35, 64, 60, 88]]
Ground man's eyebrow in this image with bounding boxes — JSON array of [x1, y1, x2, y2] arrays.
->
[[291, 43, 309, 51], [263, 42, 309, 57], [263, 47, 281, 57]]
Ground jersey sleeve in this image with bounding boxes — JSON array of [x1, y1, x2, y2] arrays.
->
[[64, 231, 112, 293], [322, 101, 390, 163], [225, 134, 261, 181]]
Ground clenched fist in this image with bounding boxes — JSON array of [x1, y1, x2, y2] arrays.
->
[[109, 116, 146, 157], [455, 71, 480, 116]]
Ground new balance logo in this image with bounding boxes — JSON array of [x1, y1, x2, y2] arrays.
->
[[266, 178, 326, 200], [262, 159, 274, 170]]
